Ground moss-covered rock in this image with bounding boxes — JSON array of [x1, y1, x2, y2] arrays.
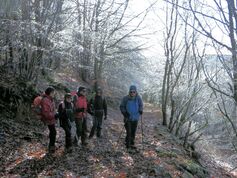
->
[[0, 77, 38, 117], [156, 148, 178, 158], [181, 171, 194, 178], [180, 160, 208, 178], [148, 165, 172, 178]]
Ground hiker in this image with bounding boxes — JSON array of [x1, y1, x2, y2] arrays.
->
[[88, 87, 107, 138], [73, 86, 88, 146], [73, 88, 90, 133], [120, 85, 143, 149], [58, 93, 74, 152], [40, 87, 57, 153]]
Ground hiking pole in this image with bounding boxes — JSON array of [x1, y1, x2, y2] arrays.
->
[[141, 115, 144, 150], [114, 119, 126, 149]]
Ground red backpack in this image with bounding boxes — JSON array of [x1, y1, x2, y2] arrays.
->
[[73, 94, 87, 118], [32, 96, 43, 115]]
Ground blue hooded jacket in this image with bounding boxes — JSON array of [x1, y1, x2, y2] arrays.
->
[[120, 85, 143, 121]]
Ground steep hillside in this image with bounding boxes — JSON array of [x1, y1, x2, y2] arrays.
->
[[0, 103, 234, 177]]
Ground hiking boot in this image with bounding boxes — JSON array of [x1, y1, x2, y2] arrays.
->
[[127, 147, 134, 153], [73, 137, 79, 146], [48, 146, 56, 153], [96, 133, 102, 138], [96, 130, 101, 138], [128, 148, 139, 154], [81, 139, 88, 146], [73, 142, 79, 147], [130, 145, 137, 149], [65, 147, 73, 153], [82, 142, 88, 146]]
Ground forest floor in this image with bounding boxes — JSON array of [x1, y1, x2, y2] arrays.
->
[[0, 103, 235, 178]]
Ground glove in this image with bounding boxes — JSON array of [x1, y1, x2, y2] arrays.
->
[[88, 109, 94, 116], [139, 111, 143, 115], [55, 112, 60, 120], [104, 116, 107, 120], [122, 112, 129, 118], [123, 117, 128, 123], [76, 108, 85, 112], [59, 119, 63, 127]]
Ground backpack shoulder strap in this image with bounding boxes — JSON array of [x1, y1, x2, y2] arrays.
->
[[135, 95, 140, 105], [67, 102, 74, 109], [61, 101, 65, 109], [60, 101, 74, 110], [125, 96, 129, 105], [136, 95, 142, 103], [73, 94, 78, 105], [39, 95, 46, 105]]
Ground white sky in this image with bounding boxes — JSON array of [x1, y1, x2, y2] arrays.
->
[[127, 0, 231, 58], [127, 0, 165, 57]]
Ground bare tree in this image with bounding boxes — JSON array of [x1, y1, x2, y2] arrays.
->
[[0, 0, 65, 82], [160, 0, 210, 148], [182, 0, 237, 137], [68, 0, 153, 88]]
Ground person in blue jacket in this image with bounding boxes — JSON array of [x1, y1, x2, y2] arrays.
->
[[120, 85, 143, 149]]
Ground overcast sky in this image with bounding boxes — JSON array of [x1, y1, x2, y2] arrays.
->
[[127, 0, 169, 57], [127, 0, 230, 58]]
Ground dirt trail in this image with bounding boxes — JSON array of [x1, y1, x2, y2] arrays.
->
[[0, 104, 235, 177]]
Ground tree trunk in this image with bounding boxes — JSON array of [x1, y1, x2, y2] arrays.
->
[[161, 55, 169, 126], [227, 0, 237, 133], [183, 121, 192, 148], [168, 98, 175, 129]]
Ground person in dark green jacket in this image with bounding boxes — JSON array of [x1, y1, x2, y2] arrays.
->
[[58, 93, 74, 151], [88, 88, 107, 138]]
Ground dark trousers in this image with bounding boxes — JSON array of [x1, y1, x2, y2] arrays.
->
[[75, 118, 87, 144], [125, 120, 138, 148], [48, 124, 56, 147], [62, 125, 72, 148], [84, 117, 89, 131], [89, 116, 103, 137]]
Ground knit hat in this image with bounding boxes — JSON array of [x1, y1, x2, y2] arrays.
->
[[78, 86, 86, 93], [96, 87, 102, 93], [129, 85, 137, 92], [64, 93, 72, 99], [45, 87, 55, 95]]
